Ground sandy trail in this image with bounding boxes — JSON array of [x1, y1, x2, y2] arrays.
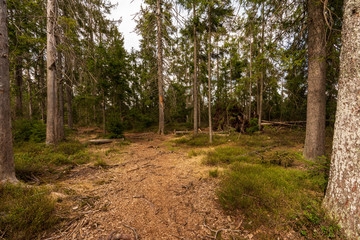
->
[[47, 132, 245, 240]]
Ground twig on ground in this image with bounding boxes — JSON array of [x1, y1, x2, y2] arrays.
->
[[122, 224, 139, 240]]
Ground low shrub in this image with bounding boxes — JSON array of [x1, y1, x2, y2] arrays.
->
[[246, 118, 259, 134], [13, 120, 46, 143], [0, 184, 58, 240], [106, 118, 124, 139], [174, 134, 227, 147], [216, 162, 341, 238], [53, 141, 85, 156], [204, 146, 251, 165]]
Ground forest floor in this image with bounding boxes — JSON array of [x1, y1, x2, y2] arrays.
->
[[44, 130, 249, 240]]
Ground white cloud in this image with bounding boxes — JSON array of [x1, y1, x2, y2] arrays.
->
[[109, 0, 142, 51]]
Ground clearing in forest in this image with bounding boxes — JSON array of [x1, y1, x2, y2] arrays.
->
[[45, 131, 246, 240]]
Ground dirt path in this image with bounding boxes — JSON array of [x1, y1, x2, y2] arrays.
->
[[47, 133, 247, 240]]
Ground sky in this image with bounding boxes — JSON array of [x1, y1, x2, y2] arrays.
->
[[109, 0, 143, 51]]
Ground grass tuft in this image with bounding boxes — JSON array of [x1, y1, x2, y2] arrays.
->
[[0, 184, 58, 240]]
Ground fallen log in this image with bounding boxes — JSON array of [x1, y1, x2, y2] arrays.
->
[[88, 139, 113, 144]]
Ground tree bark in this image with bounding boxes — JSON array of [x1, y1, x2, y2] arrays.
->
[[46, 0, 57, 145], [156, 0, 165, 135], [208, 3, 213, 143], [249, 31, 252, 121], [258, 3, 265, 131], [193, 2, 198, 134], [66, 83, 73, 130], [304, 0, 327, 160], [55, 35, 64, 141], [15, 57, 23, 118], [27, 68, 33, 119], [0, 0, 17, 183], [39, 54, 46, 122], [323, 1, 360, 238], [102, 89, 106, 134]]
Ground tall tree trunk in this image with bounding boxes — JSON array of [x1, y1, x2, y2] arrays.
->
[[46, 0, 57, 145], [323, 1, 360, 238], [39, 54, 46, 122], [102, 89, 106, 134], [66, 83, 73, 130], [208, 3, 213, 143], [193, 2, 198, 134], [258, 3, 265, 131], [249, 32, 252, 121], [156, 0, 165, 135], [304, 0, 327, 160], [65, 56, 73, 130], [56, 35, 64, 141], [15, 57, 23, 118], [0, 0, 17, 183], [27, 68, 33, 119]]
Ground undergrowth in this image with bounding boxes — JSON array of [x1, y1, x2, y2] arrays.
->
[[14, 140, 91, 181], [174, 133, 228, 147], [0, 184, 58, 240], [201, 127, 342, 239]]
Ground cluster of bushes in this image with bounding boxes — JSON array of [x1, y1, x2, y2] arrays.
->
[[0, 184, 58, 240], [200, 128, 341, 238], [14, 140, 90, 181], [13, 120, 46, 143]]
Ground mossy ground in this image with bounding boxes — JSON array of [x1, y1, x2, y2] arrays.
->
[[181, 126, 343, 239]]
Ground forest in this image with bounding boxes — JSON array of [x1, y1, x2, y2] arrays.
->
[[0, 0, 359, 239]]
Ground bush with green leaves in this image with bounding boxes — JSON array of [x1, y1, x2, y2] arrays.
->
[[106, 118, 124, 139], [246, 118, 259, 134], [13, 120, 46, 143], [0, 184, 58, 240]]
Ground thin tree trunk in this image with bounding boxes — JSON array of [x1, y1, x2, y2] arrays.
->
[[156, 0, 165, 135], [102, 89, 106, 134], [258, 3, 265, 131], [0, 0, 17, 183], [27, 68, 33, 119], [65, 56, 73, 130], [46, 0, 57, 145], [208, 3, 213, 143], [193, 2, 198, 134], [15, 57, 23, 118], [323, 1, 360, 238], [66, 83, 73, 130], [249, 32, 252, 121], [40, 54, 46, 122], [56, 36, 64, 141], [304, 0, 327, 160]]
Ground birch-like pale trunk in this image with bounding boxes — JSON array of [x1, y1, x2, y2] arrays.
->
[[156, 0, 165, 135], [0, 0, 17, 183], [323, 1, 360, 238]]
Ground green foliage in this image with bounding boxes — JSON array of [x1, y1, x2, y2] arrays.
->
[[53, 141, 85, 156], [263, 151, 300, 167], [0, 184, 57, 240], [106, 118, 124, 139], [13, 120, 46, 143], [94, 159, 108, 168], [209, 169, 219, 178], [188, 149, 206, 157], [246, 118, 259, 134], [14, 141, 91, 181], [204, 146, 250, 165], [174, 134, 227, 147]]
